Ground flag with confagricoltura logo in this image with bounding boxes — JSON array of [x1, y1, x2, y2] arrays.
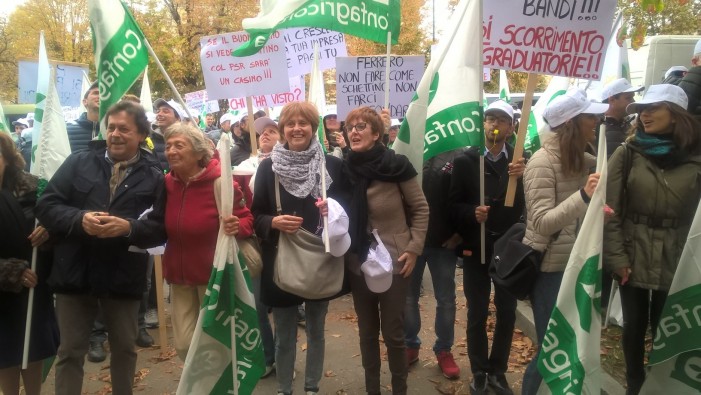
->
[[536, 128, 608, 395], [234, 0, 400, 57], [88, 0, 149, 138], [524, 76, 571, 157]]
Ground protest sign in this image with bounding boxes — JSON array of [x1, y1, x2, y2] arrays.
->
[[229, 76, 305, 111], [18, 60, 89, 107], [335, 56, 424, 119], [200, 31, 289, 100], [283, 28, 347, 77], [184, 90, 219, 114], [483, 0, 616, 79]]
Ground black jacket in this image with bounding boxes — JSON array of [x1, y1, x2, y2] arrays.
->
[[603, 116, 634, 158], [679, 66, 701, 119], [149, 131, 169, 173], [421, 148, 467, 248], [449, 145, 526, 261], [251, 155, 350, 307], [66, 112, 98, 153], [35, 142, 167, 299]]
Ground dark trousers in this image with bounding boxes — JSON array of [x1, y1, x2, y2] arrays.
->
[[350, 271, 409, 395], [463, 258, 516, 375], [620, 285, 667, 395]]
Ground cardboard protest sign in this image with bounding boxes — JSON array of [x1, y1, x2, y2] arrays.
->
[[18, 60, 89, 107], [229, 76, 305, 111], [283, 28, 347, 77], [335, 56, 425, 119], [184, 90, 219, 114], [200, 31, 289, 100], [483, 0, 616, 79]]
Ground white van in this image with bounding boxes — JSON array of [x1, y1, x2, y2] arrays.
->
[[628, 35, 700, 88]]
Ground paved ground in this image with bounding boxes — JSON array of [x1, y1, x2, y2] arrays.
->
[[37, 268, 536, 394]]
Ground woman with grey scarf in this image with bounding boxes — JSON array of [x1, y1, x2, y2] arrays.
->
[[251, 102, 350, 395]]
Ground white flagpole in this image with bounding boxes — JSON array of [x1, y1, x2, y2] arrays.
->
[[384, 31, 392, 109], [21, 221, 39, 368], [320, 147, 330, 253]]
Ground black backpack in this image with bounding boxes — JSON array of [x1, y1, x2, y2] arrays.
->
[[489, 223, 542, 300]]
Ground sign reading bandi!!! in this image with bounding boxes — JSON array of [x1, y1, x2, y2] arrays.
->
[[483, 0, 616, 79], [283, 27, 347, 77], [335, 56, 425, 119], [229, 77, 306, 110], [200, 31, 289, 100]]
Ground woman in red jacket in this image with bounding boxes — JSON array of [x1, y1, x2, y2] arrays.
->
[[162, 123, 254, 360]]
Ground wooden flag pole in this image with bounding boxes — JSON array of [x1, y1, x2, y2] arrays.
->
[[246, 97, 258, 156], [384, 31, 392, 109], [504, 73, 538, 207], [479, 157, 486, 264], [154, 255, 168, 350]]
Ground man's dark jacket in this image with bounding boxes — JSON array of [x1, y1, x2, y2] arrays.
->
[[679, 66, 701, 119], [449, 145, 526, 261], [35, 142, 167, 299], [66, 112, 98, 153], [422, 148, 466, 248]]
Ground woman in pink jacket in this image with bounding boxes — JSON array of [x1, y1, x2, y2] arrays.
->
[[162, 123, 253, 360]]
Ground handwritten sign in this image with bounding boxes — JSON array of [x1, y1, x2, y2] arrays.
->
[[483, 0, 616, 79], [18, 60, 89, 107], [335, 56, 425, 119], [184, 90, 219, 114], [229, 77, 305, 111], [282, 28, 348, 77], [200, 31, 289, 100]]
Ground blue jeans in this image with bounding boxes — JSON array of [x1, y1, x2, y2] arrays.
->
[[404, 247, 456, 353], [252, 277, 275, 367], [273, 301, 328, 394], [522, 271, 564, 395]]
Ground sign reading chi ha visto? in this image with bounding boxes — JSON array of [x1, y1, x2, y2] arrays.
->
[[200, 31, 290, 100], [483, 0, 617, 79]]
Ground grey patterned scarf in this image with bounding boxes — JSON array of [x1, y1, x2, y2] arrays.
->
[[271, 140, 331, 199]]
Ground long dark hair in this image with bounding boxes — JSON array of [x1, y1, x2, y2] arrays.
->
[[0, 133, 32, 195], [552, 114, 591, 177], [632, 102, 701, 155]]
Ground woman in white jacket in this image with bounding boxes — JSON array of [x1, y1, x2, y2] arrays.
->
[[520, 89, 607, 395]]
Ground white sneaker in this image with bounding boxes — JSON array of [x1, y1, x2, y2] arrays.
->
[[144, 308, 159, 328], [262, 363, 275, 378]]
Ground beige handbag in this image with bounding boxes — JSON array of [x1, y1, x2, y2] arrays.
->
[[272, 175, 344, 299], [214, 177, 263, 278]]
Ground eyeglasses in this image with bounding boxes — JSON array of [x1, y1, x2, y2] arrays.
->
[[344, 122, 367, 133]]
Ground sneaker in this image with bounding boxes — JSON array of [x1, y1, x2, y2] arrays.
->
[[436, 351, 460, 379], [306, 392, 318, 395], [145, 308, 159, 328], [261, 363, 275, 378], [487, 374, 514, 395], [470, 372, 488, 395], [136, 328, 154, 348], [87, 341, 106, 363], [407, 347, 419, 365]]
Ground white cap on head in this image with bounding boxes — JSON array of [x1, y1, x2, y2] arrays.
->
[[390, 118, 401, 127], [484, 100, 514, 122], [542, 88, 609, 128], [695, 38, 701, 56], [664, 66, 688, 79], [253, 116, 277, 135], [219, 113, 238, 127], [600, 78, 644, 102], [12, 118, 29, 128], [153, 98, 187, 120], [322, 198, 351, 257], [626, 84, 689, 114]]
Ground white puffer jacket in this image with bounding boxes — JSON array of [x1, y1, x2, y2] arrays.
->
[[522, 140, 595, 272]]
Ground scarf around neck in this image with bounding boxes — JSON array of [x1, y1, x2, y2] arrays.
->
[[633, 129, 675, 157], [347, 144, 418, 260], [271, 140, 331, 199]]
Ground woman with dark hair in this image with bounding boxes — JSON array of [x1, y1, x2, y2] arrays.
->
[[604, 84, 701, 395], [344, 106, 428, 395], [322, 114, 346, 158], [520, 88, 607, 395], [0, 133, 58, 395], [251, 101, 348, 395]]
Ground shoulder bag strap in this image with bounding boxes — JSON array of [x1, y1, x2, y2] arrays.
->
[[274, 173, 282, 215]]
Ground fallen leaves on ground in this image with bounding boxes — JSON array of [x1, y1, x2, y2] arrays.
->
[[324, 370, 337, 377], [149, 347, 177, 363]]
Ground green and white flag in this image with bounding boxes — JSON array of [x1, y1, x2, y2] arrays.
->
[[537, 128, 608, 395], [140, 65, 153, 113], [392, 0, 484, 180], [307, 43, 327, 153], [88, 0, 149, 137], [524, 76, 571, 157], [0, 104, 9, 135], [499, 69, 511, 103], [639, 201, 701, 394], [234, 0, 400, 57], [30, 31, 50, 173], [31, 68, 71, 196], [177, 133, 264, 395]]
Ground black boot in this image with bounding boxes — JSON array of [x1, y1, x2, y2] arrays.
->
[[136, 328, 154, 348], [87, 341, 106, 363]]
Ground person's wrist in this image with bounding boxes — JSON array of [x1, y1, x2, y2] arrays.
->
[[580, 188, 591, 203]]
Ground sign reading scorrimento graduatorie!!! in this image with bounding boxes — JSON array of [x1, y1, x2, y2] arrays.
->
[[483, 0, 616, 79]]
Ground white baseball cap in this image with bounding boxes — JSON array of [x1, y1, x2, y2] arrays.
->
[[626, 84, 689, 114], [390, 118, 401, 127], [484, 100, 514, 122], [360, 230, 393, 293], [12, 118, 29, 128], [253, 116, 278, 135], [600, 78, 644, 102], [220, 113, 238, 127], [322, 198, 351, 257], [664, 66, 688, 79], [154, 98, 187, 120], [542, 88, 609, 128]]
